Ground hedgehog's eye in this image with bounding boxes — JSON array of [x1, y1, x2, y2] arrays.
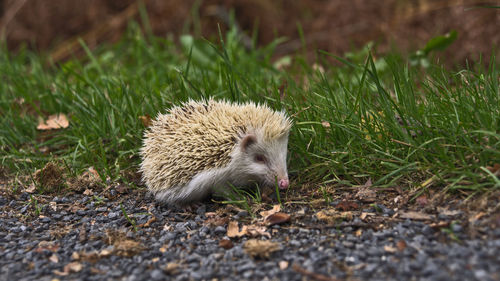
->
[[254, 154, 267, 164]]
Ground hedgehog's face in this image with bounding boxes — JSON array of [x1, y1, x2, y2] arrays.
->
[[234, 133, 290, 190]]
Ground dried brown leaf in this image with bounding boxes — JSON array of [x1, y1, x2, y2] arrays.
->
[[227, 221, 271, 238], [139, 216, 156, 228], [113, 239, 145, 257], [399, 211, 433, 221], [355, 188, 377, 203], [243, 239, 280, 259], [245, 225, 271, 238], [469, 212, 486, 223], [219, 239, 234, 249], [164, 262, 180, 275], [260, 204, 281, 218], [37, 114, 69, 130], [360, 212, 375, 220], [437, 207, 461, 217], [292, 263, 340, 281], [115, 184, 128, 194], [49, 201, 57, 211], [396, 240, 407, 251], [316, 209, 353, 224], [83, 189, 94, 195], [336, 200, 359, 211], [486, 163, 500, 174], [204, 215, 229, 227], [265, 212, 290, 226], [34, 241, 59, 253], [279, 260, 289, 270], [227, 221, 245, 238], [49, 253, 59, 263], [384, 245, 397, 253], [66, 261, 83, 272]]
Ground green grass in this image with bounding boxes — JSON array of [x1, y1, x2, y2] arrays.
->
[[1, 22, 499, 195]]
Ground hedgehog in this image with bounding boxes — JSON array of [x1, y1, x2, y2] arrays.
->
[[139, 99, 292, 205]]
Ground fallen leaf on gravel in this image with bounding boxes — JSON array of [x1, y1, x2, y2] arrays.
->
[[37, 114, 69, 130], [292, 263, 340, 281], [49, 254, 59, 263], [384, 245, 397, 253], [205, 212, 217, 217], [83, 189, 93, 195], [104, 229, 145, 256], [437, 207, 461, 217], [35, 241, 59, 253], [99, 249, 113, 257], [227, 221, 271, 238], [399, 211, 433, 221], [65, 262, 83, 272], [25, 183, 36, 193], [49, 201, 57, 211], [396, 240, 407, 251], [219, 239, 234, 249], [74, 248, 114, 263], [113, 239, 145, 257], [50, 225, 72, 239], [360, 212, 374, 220], [138, 216, 156, 227], [227, 221, 245, 238], [71, 252, 80, 260], [54, 261, 83, 275], [245, 225, 271, 238], [335, 200, 359, 211], [469, 212, 486, 223], [164, 262, 180, 275], [90, 267, 105, 274], [355, 229, 363, 237], [115, 184, 129, 194], [279, 260, 289, 270], [316, 209, 353, 224], [243, 239, 281, 259], [54, 262, 83, 276], [265, 212, 290, 226], [204, 215, 229, 227], [260, 204, 281, 218]]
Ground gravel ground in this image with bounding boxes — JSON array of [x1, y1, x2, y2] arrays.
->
[[1, 187, 499, 281]]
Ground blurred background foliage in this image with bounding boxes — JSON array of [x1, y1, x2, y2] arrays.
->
[[0, 0, 498, 65]]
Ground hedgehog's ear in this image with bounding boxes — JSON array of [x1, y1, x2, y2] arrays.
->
[[240, 134, 257, 152]]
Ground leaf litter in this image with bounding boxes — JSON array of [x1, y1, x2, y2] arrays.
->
[[37, 113, 69, 130]]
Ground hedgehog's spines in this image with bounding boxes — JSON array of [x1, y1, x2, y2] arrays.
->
[[140, 98, 292, 205]]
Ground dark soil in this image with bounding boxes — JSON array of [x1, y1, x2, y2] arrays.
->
[[1, 0, 499, 64]]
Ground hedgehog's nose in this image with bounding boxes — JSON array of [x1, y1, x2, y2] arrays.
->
[[279, 179, 289, 190]]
